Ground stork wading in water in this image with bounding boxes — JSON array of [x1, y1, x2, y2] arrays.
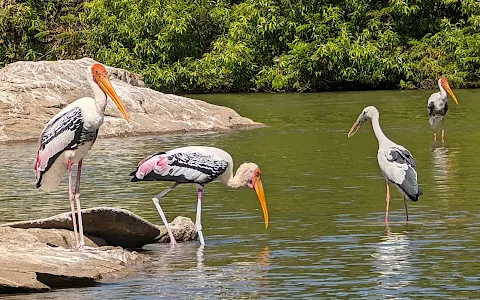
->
[[348, 106, 422, 222], [130, 146, 269, 245], [427, 77, 459, 143], [34, 64, 130, 249]]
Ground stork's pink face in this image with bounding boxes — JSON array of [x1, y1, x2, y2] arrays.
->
[[91, 64, 130, 121], [440, 77, 459, 105]]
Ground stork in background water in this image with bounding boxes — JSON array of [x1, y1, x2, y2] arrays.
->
[[348, 106, 422, 222], [427, 77, 459, 143], [34, 64, 130, 249], [130, 146, 269, 245]]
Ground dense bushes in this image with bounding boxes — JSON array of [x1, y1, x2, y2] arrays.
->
[[1, 0, 479, 93]]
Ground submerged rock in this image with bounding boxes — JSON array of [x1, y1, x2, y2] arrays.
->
[[0, 207, 198, 294], [0, 58, 263, 143]]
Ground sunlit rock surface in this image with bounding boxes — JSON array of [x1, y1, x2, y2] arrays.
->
[[0, 207, 197, 294], [0, 58, 262, 142]]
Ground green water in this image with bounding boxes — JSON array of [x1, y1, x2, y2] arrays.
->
[[1, 90, 480, 298]]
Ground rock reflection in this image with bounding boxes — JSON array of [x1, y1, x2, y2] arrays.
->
[[372, 226, 418, 294]]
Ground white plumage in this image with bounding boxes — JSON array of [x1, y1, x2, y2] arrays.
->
[[427, 77, 459, 142], [34, 63, 130, 249], [348, 106, 422, 222], [130, 146, 269, 246]]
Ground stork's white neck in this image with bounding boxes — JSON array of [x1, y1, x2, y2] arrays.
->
[[227, 173, 246, 188], [438, 80, 447, 99], [371, 111, 389, 146], [225, 162, 256, 189], [87, 70, 108, 114]]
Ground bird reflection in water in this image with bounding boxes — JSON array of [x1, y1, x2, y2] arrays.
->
[[431, 144, 455, 200], [371, 226, 418, 293], [143, 243, 270, 296]]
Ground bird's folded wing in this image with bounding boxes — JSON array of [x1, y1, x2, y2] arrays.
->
[[35, 107, 84, 180]]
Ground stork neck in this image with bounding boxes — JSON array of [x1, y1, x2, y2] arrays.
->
[[439, 82, 447, 98], [371, 113, 388, 146], [226, 171, 246, 188], [88, 74, 108, 114]]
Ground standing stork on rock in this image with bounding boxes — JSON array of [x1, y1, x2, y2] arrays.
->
[[427, 77, 459, 143], [348, 106, 422, 222], [130, 146, 269, 245], [34, 63, 130, 249]]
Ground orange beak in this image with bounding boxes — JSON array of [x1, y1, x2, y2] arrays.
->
[[252, 169, 269, 229], [443, 81, 459, 105], [97, 75, 130, 122]]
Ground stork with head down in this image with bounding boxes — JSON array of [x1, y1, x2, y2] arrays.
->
[[34, 63, 130, 249], [427, 77, 459, 143], [130, 146, 269, 245], [348, 106, 422, 223]]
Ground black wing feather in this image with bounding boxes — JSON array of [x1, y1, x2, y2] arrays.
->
[[386, 147, 422, 201]]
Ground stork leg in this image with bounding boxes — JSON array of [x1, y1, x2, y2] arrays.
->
[[385, 182, 390, 223], [74, 159, 85, 249], [67, 159, 80, 249], [404, 199, 409, 222], [432, 118, 437, 142], [195, 185, 205, 245], [152, 183, 179, 245], [441, 117, 445, 143]]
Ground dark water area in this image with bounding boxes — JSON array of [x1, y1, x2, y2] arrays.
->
[[1, 89, 480, 298]]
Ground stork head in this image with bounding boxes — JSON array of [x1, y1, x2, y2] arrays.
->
[[90, 64, 130, 122], [439, 77, 458, 105], [347, 106, 379, 137], [235, 162, 269, 229]]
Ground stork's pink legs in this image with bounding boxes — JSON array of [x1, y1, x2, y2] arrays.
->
[[196, 186, 205, 245], [404, 199, 409, 222], [385, 182, 390, 223], [441, 117, 445, 143], [152, 183, 179, 245], [68, 159, 80, 248], [74, 159, 85, 248]]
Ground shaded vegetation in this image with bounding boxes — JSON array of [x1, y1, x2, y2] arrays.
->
[[1, 0, 480, 93]]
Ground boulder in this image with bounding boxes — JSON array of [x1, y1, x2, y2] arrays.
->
[[1, 207, 197, 248], [0, 207, 198, 294], [0, 227, 145, 293], [0, 58, 263, 142]]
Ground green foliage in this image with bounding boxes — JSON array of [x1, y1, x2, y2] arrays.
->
[[1, 0, 480, 92], [0, 0, 87, 68]]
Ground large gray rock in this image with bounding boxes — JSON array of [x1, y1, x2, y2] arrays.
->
[[0, 226, 145, 293], [1, 207, 197, 248], [0, 58, 262, 142], [0, 207, 198, 294]]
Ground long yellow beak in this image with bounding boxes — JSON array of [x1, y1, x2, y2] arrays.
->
[[348, 120, 361, 137], [253, 176, 269, 229], [97, 76, 130, 122], [443, 82, 459, 105]]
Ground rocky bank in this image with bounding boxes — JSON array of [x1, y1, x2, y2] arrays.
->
[[0, 207, 197, 294], [0, 58, 263, 143]]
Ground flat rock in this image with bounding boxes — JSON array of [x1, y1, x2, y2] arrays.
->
[[0, 207, 198, 294], [0, 58, 263, 142], [1, 207, 197, 248], [0, 226, 145, 294]]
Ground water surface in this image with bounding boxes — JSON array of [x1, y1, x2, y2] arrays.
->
[[1, 90, 480, 298]]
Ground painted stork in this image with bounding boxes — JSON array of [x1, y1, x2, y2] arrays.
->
[[347, 106, 422, 222], [130, 146, 269, 245], [427, 77, 459, 142], [34, 63, 130, 249]]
